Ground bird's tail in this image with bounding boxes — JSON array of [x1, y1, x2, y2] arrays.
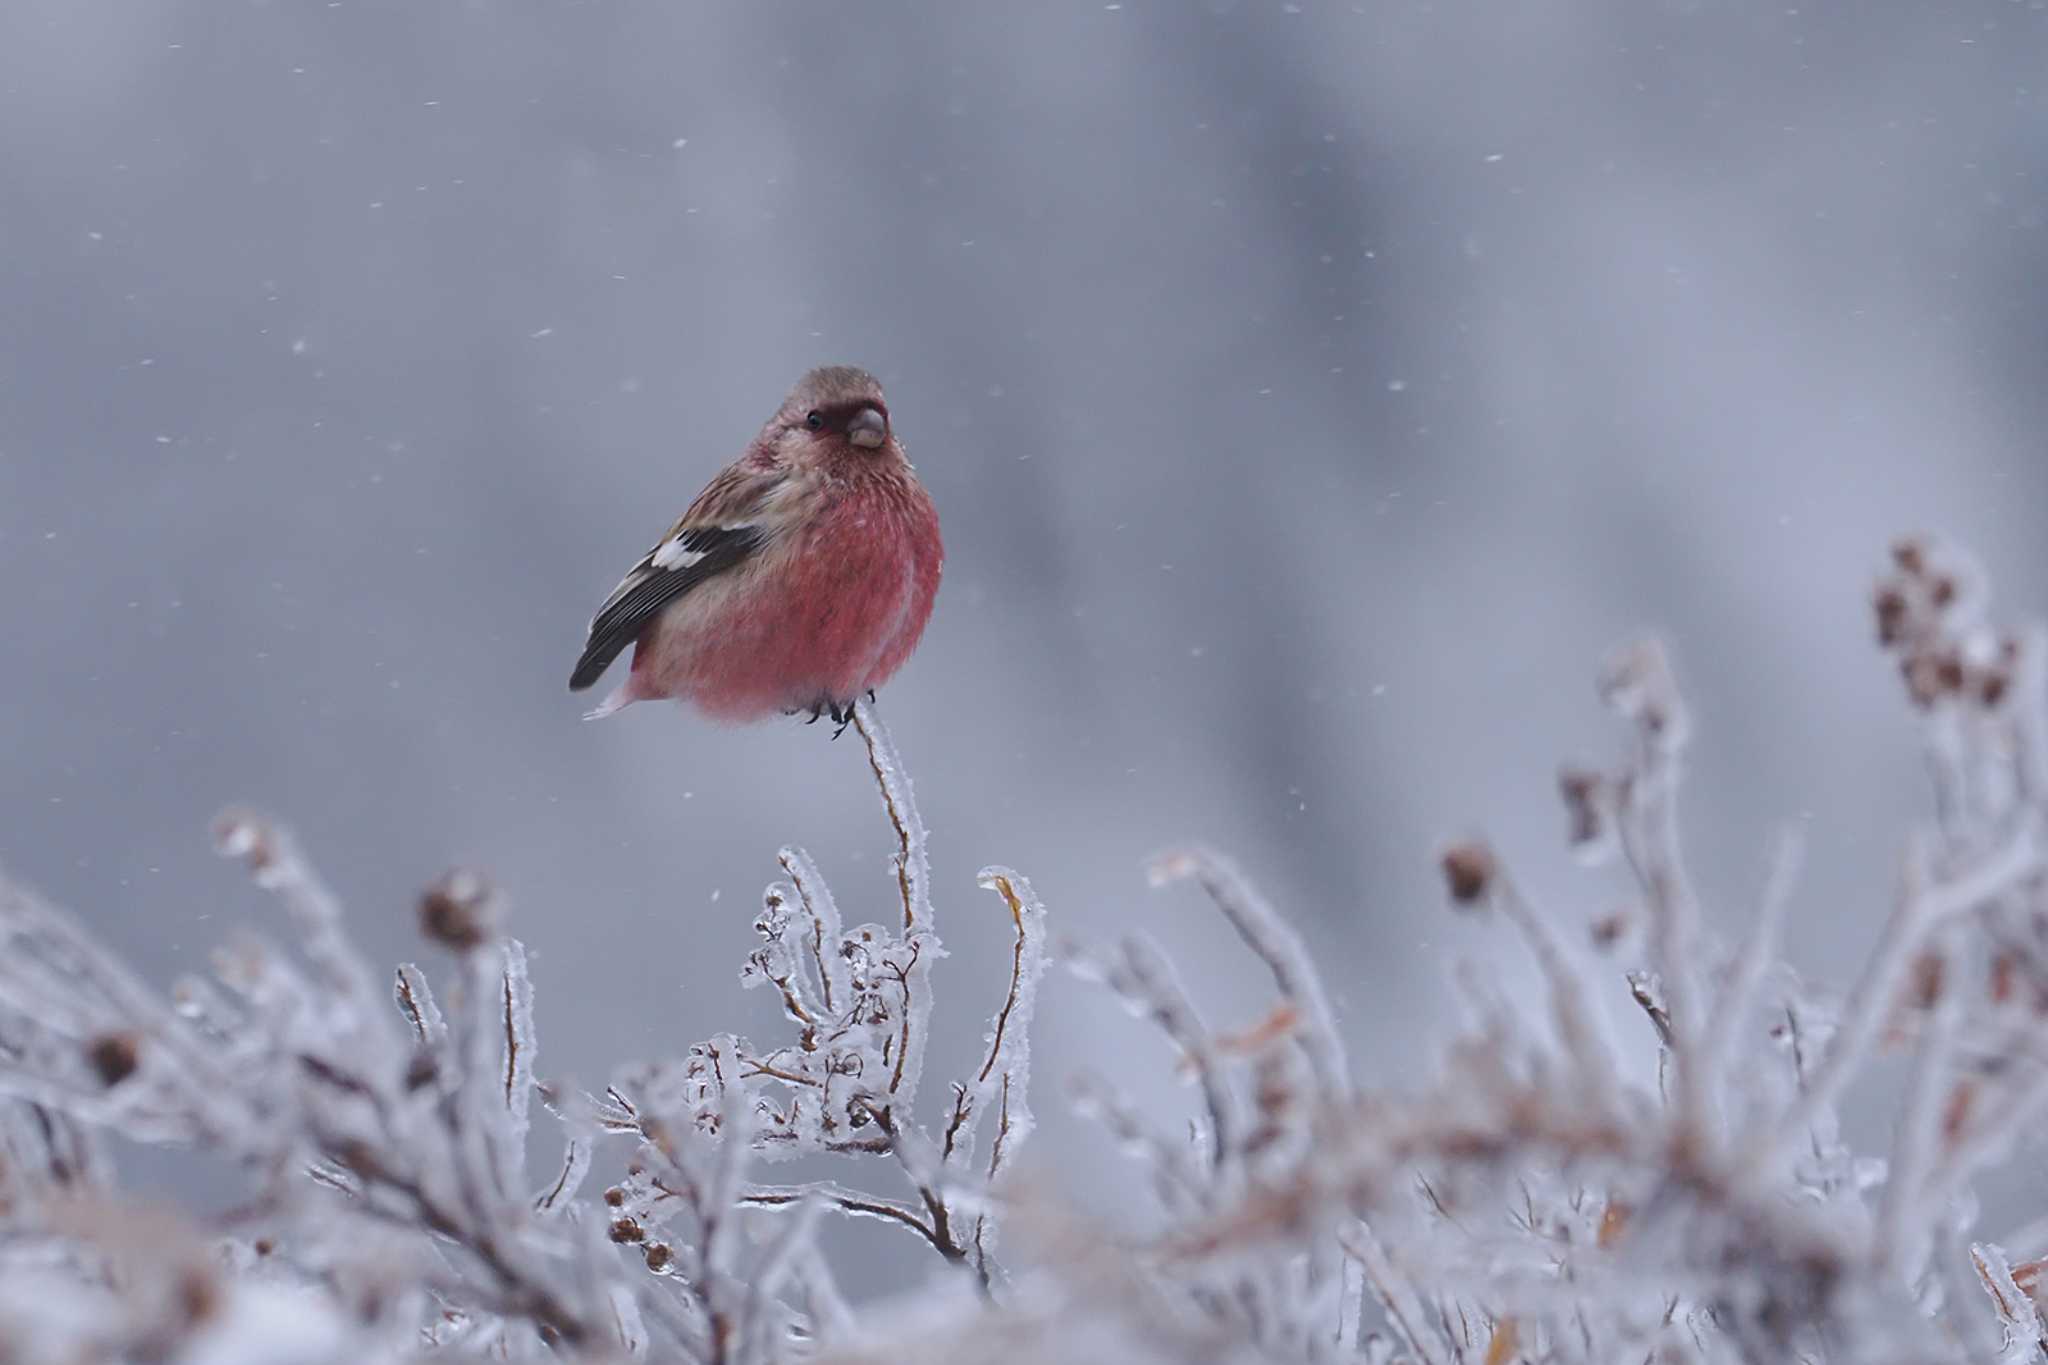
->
[[582, 682, 637, 721]]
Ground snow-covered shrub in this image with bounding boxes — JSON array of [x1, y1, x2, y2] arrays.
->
[[4, 538, 2048, 1363]]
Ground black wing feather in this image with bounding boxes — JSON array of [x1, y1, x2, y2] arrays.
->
[[568, 525, 763, 691]]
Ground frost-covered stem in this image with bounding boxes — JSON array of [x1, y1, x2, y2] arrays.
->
[[1877, 919, 1963, 1280], [1492, 873, 1621, 1118], [333, 1132, 594, 1347], [736, 1194, 820, 1365], [211, 812, 386, 1030], [1338, 1222, 1450, 1365], [393, 963, 447, 1046], [2011, 624, 2048, 809], [1921, 1054, 2048, 1224], [793, 1245, 855, 1344], [741, 1182, 939, 1255], [1754, 823, 2039, 1177], [1973, 1242, 2046, 1365], [1336, 1251, 1367, 1352], [1698, 826, 1802, 1134], [1108, 934, 1241, 1190], [947, 868, 1050, 1278], [454, 942, 519, 1203], [499, 939, 536, 1166], [1617, 733, 1712, 1149], [534, 1133, 591, 1216], [851, 699, 930, 939], [1067, 1070, 1204, 1213], [1148, 846, 1349, 1096], [0, 881, 239, 1107], [778, 846, 848, 1014], [852, 1097, 987, 1286], [950, 869, 1048, 1166], [704, 1089, 753, 1286], [851, 699, 936, 1109]]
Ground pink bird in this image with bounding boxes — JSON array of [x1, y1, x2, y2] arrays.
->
[[570, 366, 943, 729]]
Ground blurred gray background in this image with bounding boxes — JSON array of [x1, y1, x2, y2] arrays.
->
[[5, 0, 2047, 1291]]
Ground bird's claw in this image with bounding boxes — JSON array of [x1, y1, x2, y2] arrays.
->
[[795, 698, 854, 737]]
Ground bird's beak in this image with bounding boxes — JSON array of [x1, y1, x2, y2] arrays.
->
[[847, 406, 887, 449]]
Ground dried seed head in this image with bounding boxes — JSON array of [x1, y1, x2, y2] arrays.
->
[[1992, 952, 2018, 1006], [1934, 649, 1966, 694], [1598, 1200, 1631, 1249], [1589, 910, 1633, 952], [1597, 637, 1690, 751], [608, 1217, 644, 1244], [1557, 766, 1606, 848], [334, 1139, 378, 1179], [1930, 574, 1958, 609], [603, 1186, 626, 1208], [1902, 652, 1946, 709], [418, 869, 497, 950], [1873, 582, 1910, 647], [1440, 840, 1497, 908], [86, 1032, 141, 1087], [643, 1242, 672, 1273], [211, 809, 278, 872], [175, 1265, 222, 1327], [1907, 950, 1946, 1010], [1980, 668, 2012, 709], [1892, 537, 1928, 576], [1943, 1081, 1978, 1146]]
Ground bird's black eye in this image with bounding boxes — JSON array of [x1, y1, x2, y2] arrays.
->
[[804, 410, 824, 430]]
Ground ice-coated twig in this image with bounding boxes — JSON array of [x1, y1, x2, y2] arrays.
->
[[736, 1194, 821, 1365], [1148, 845, 1349, 1096], [212, 809, 393, 1053], [1068, 932, 1240, 1188], [852, 699, 937, 1110], [1600, 639, 1713, 1143], [1489, 870, 1623, 1119], [1698, 824, 1803, 1136], [948, 868, 1048, 1167], [499, 938, 537, 1159], [780, 846, 849, 1016], [1973, 1242, 2045, 1365], [1067, 1069, 1205, 1214], [795, 1243, 856, 1345], [1877, 918, 1964, 1282], [1752, 822, 2040, 1177], [393, 962, 447, 1046], [741, 1181, 937, 1250], [1338, 1223, 1451, 1365], [851, 698, 931, 940]]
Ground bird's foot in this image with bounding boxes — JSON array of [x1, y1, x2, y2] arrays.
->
[[793, 698, 852, 735]]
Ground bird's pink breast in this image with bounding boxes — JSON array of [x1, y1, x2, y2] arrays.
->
[[627, 483, 940, 721]]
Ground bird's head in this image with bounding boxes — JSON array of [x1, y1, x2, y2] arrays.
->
[[771, 365, 895, 463]]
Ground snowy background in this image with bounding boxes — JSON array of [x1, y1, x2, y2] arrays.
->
[[4, 0, 2046, 1296]]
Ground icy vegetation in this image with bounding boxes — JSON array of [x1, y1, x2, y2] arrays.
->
[[6, 539, 2048, 1362]]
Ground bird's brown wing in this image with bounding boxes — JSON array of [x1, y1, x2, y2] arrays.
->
[[568, 522, 765, 691], [571, 458, 794, 691]]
